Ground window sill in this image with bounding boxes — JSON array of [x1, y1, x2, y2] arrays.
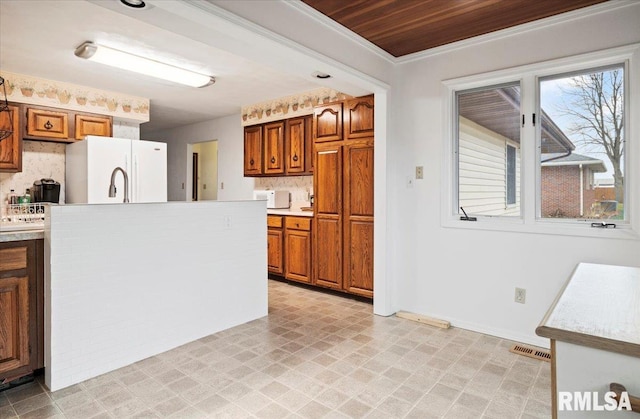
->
[[441, 216, 639, 240]]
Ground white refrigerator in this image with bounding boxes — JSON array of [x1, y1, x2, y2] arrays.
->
[[66, 136, 167, 204]]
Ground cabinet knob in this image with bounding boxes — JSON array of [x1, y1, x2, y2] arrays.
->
[[292, 154, 298, 162], [271, 156, 276, 164], [250, 158, 254, 166], [44, 120, 53, 130]]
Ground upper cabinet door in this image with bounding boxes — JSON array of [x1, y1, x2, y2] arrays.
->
[[313, 103, 343, 143], [344, 95, 374, 140], [75, 114, 112, 140], [244, 125, 263, 176], [0, 104, 21, 172], [263, 121, 285, 175], [26, 107, 69, 139], [285, 117, 305, 174]]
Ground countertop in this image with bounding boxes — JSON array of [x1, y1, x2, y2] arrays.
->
[[0, 228, 45, 242], [267, 208, 314, 217], [536, 262, 640, 358]]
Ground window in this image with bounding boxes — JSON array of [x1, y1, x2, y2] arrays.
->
[[538, 65, 625, 221], [444, 45, 637, 234], [455, 82, 521, 217]]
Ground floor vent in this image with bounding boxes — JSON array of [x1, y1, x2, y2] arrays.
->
[[509, 344, 551, 362]]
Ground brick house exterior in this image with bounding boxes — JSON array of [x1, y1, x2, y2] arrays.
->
[[541, 154, 607, 218]]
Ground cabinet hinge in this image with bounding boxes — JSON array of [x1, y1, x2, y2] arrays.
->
[[532, 113, 536, 127]]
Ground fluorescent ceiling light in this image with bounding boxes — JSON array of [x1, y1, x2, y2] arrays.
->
[[74, 41, 215, 88]]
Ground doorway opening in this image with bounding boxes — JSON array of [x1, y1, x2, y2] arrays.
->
[[191, 140, 218, 201]]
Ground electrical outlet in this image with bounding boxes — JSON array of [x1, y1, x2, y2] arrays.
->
[[224, 215, 232, 229], [515, 288, 526, 304], [416, 166, 424, 179], [220, 182, 224, 190]]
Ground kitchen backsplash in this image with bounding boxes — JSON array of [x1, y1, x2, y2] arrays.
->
[[255, 176, 313, 209], [1, 141, 66, 214]]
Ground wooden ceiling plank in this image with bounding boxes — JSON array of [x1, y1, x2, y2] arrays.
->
[[302, 0, 607, 57]]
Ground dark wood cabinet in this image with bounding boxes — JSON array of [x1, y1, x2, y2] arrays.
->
[[313, 95, 374, 297], [244, 125, 263, 176], [343, 140, 374, 298], [267, 215, 284, 274], [314, 143, 343, 290], [344, 96, 374, 140], [313, 103, 343, 143], [245, 115, 313, 177], [75, 114, 112, 140], [285, 118, 306, 174], [0, 240, 44, 381], [0, 104, 21, 172], [263, 121, 285, 175], [284, 217, 312, 284]]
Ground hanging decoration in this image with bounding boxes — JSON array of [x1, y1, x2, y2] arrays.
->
[[0, 76, 13, 141]]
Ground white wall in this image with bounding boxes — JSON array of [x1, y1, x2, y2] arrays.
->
[[45, 200, 267, 391], [390, 3, 640, 346], [144, 114, 254, 202]]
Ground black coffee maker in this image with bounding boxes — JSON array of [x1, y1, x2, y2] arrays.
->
[[31, 179, 61, 203]]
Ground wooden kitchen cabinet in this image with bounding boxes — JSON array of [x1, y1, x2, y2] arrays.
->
[[313, 95, 374, 298], [285, 217, 312, 284], [75, 113, 112, 140], [343, 140, 374, 298], [313, 102, 343, 143], [344, 96, 374, 140], [263, 121, 285, 175], [285, 117, 306, 174], [26, 107, 69, 140], [0, 104, 21, 172], [244, 125, 263, 176], [267, 215, 284, 274], [0, 240, 44, 382], [314, 143, 343, 290], [245, 115, 313, 177]]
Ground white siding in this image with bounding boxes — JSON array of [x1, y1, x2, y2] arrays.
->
[[458, 116, 521, 216]]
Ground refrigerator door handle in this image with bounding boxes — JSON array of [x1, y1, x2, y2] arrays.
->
[[135, 154, 139, 203]]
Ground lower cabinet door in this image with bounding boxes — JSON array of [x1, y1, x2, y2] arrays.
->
[[0, 276, 30, 376], [267, 228, 284, 274], [285, 229, 311, 283]]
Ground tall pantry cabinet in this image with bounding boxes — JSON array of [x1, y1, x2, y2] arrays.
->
[[313, 95, 374, 298]]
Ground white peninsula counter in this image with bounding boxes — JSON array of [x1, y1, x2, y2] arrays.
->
[[536, 263, 640, 418], [44, 200, 267, 391]]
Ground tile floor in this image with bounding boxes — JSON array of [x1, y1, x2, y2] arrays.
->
[[0, 279, 551, 418]]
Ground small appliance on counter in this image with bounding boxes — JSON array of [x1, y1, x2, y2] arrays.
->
[[31, 178, 61, 203], [253, 190, 290, 209]]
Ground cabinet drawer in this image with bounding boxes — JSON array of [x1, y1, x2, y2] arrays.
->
[[26, 108, 69, 139], [286, 216, 311, 231], [0, 246, 28, 271], [75, 114, 112, 140], [267, 215, 283, 228]]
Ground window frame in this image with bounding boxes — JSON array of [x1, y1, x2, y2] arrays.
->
[[441, 44, 640, 239], [506, 144, 517, 207]]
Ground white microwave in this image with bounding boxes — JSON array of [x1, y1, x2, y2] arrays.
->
[[253, 190, 290, 209]]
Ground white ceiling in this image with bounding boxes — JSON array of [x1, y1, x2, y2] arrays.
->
[[0, 0, 330, 135]]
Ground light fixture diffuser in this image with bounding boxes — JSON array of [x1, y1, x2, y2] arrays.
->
[[74, 42, 215, 88]]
